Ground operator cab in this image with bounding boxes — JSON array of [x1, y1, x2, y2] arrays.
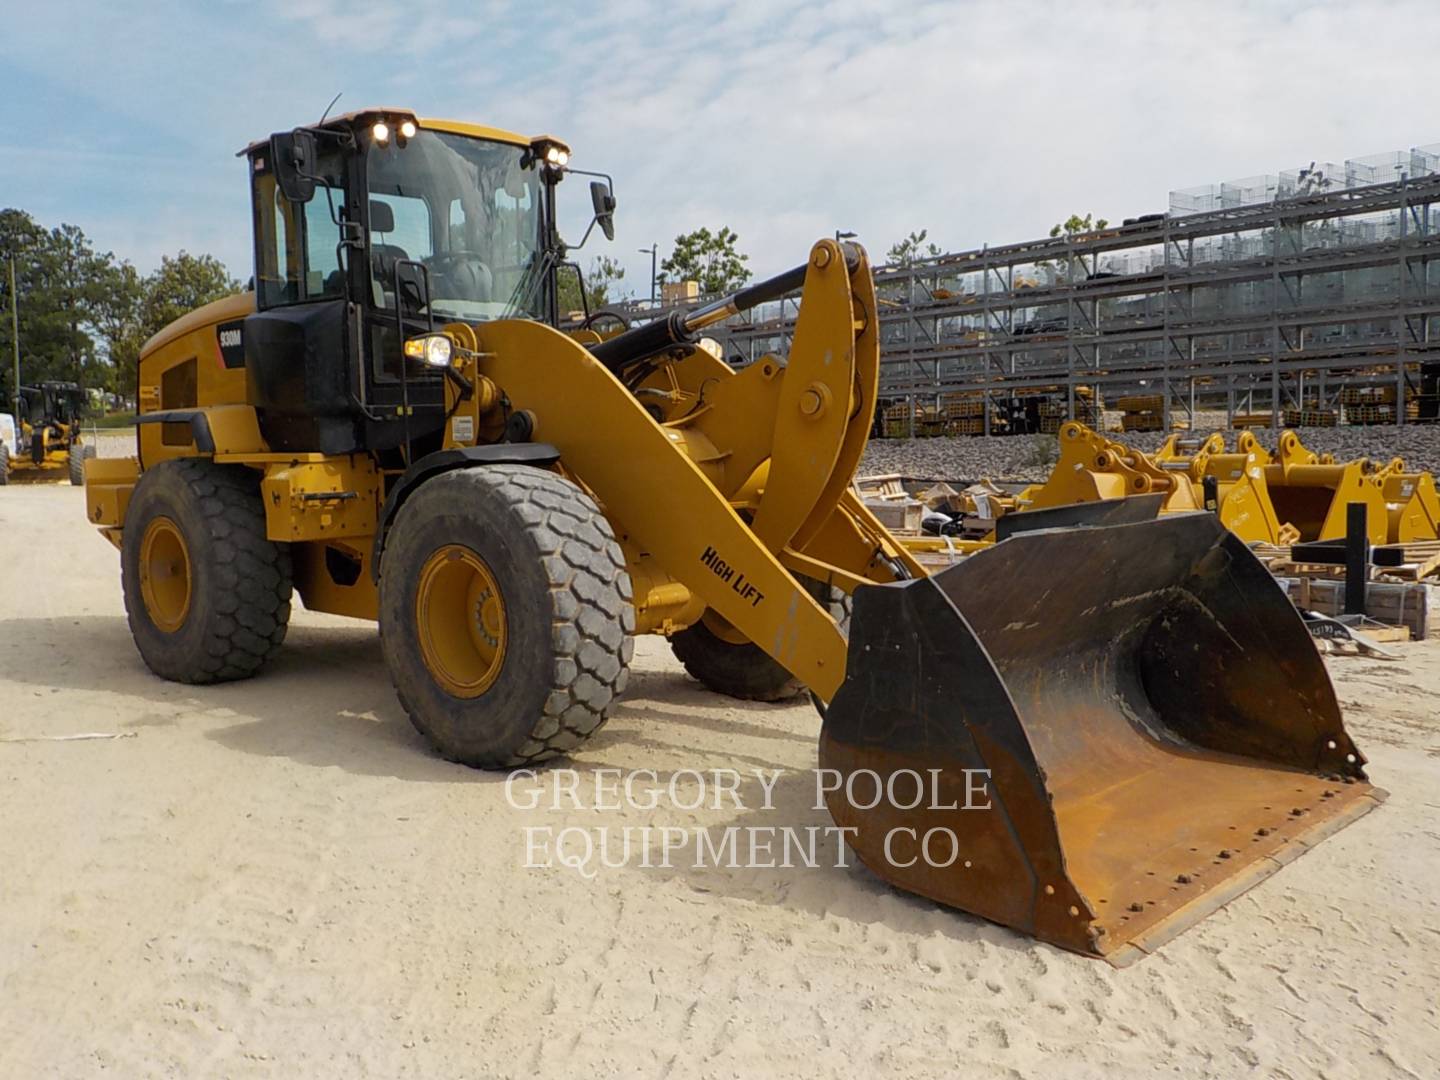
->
[[45, 382, 85, 428], [242, 108, 611, 462], [15, 382, 83, 431]]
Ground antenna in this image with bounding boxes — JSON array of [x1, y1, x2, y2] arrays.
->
[[318, 92, 343, 125]]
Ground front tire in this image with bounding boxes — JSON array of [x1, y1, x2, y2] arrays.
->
[[0, 441, 9, 486], [670, 578, 851, 701], [121, 458, 292, 683], [69, 443, 95, 486], [379, 465, 634, 768]]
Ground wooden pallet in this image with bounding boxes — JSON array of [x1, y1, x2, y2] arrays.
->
[[1268, 563, 1349, 579], [1276, 576, 1432, 639], [854, 474, 908, 499], [1253, 540, 1440, 582], [1383, 543, 1440, 581], [1356, 625, 1413, 643]]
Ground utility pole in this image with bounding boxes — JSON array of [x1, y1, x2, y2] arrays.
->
[[7, 253, 18, 431], [638, 244, 658, 305]]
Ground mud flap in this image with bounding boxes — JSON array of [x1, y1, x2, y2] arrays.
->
[[819, 513, 1386, 962]]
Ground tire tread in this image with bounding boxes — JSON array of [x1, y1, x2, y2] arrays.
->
[[383, 464, 633, 767], [123, 458, 291, 683]]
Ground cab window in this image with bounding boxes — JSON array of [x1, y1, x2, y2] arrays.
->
[[368, 193, 433, 309], [252, 171, 298, 308], [250, 147, 348, 309], [304, 197, 345, 299], [366, 129, 543, 322]]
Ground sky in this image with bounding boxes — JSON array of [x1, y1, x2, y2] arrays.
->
[[3, 0, 1439, 297]]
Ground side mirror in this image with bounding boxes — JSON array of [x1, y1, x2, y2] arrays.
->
[[590, 180, 617, 242], [269, 129, 318, 204]]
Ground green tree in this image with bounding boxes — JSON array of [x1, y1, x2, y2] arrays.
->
[[1039, 213, 1113, 282], [96, 252, 238, 403], [0, 210, 118, 397], [557, 255, 626, 317], [92, 261, 146, 401], [49, 222, 119, 390], [1, 211, 237, 408], [139, 252, 239, 332], [658, 227, 751, 296], [886, 228, 942, 267], [1048, 212, 1110, 239], [0, 209, 49, 409]]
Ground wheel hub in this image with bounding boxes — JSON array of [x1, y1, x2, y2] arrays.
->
[[138, 516, 192, 633], [415, 544, 508, 698]]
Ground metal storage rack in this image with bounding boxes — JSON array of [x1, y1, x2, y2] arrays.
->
[[602, 145, 1440, 434]]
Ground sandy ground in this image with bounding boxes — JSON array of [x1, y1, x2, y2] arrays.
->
[[2, 483, 1438, 1079]]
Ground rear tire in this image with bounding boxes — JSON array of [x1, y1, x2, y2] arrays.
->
[[379, 465, 634, 768], [121, 458, 292, 683], [670, 578, 850, 701], [69, 443, 95, 486]]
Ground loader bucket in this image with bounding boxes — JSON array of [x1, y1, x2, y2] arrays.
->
[[995, 493, 1164, 540], [820, 513, 1385, 963]]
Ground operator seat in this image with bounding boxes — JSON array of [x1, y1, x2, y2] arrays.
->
[[448, 258, 494, 304], [368, 200, 408, 307]]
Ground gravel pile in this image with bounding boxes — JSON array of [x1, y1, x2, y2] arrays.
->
[[862, 433, 1063, 485], [862, 424, 1440, 484], [88, 422, 1440, 485]]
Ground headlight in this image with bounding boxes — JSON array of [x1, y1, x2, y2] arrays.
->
[[399, 120, 417, 139], [545, 146, 569, 166], [371, 121, 390, 143], [404, 333, 454, 367]]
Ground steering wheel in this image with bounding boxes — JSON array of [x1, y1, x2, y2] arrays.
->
[[426, 252, 494, 303]]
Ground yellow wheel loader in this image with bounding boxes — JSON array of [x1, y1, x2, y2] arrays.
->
[[84, 108, 1382, 963], [2, 381, 92, 485]]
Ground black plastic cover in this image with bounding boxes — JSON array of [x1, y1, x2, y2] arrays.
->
[[244, 300, 358, 453]]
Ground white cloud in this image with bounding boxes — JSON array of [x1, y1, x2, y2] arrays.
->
[[424, 0, 1440, 293], [3, 0, 1437, 294]]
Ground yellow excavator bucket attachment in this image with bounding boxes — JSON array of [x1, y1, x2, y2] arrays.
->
[[820, 512, 1385, 963]]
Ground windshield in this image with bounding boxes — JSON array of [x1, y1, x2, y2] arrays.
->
[[366, 130, 544, 321]]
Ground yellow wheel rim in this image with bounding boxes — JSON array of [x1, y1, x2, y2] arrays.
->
[[139, 516, 192, 633], [415, 544, 508, 698]]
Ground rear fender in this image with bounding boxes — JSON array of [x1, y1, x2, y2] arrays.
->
[[84, 456, 140, 531], [134, 404, 266, 467], [371, 443, 562, 580]]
